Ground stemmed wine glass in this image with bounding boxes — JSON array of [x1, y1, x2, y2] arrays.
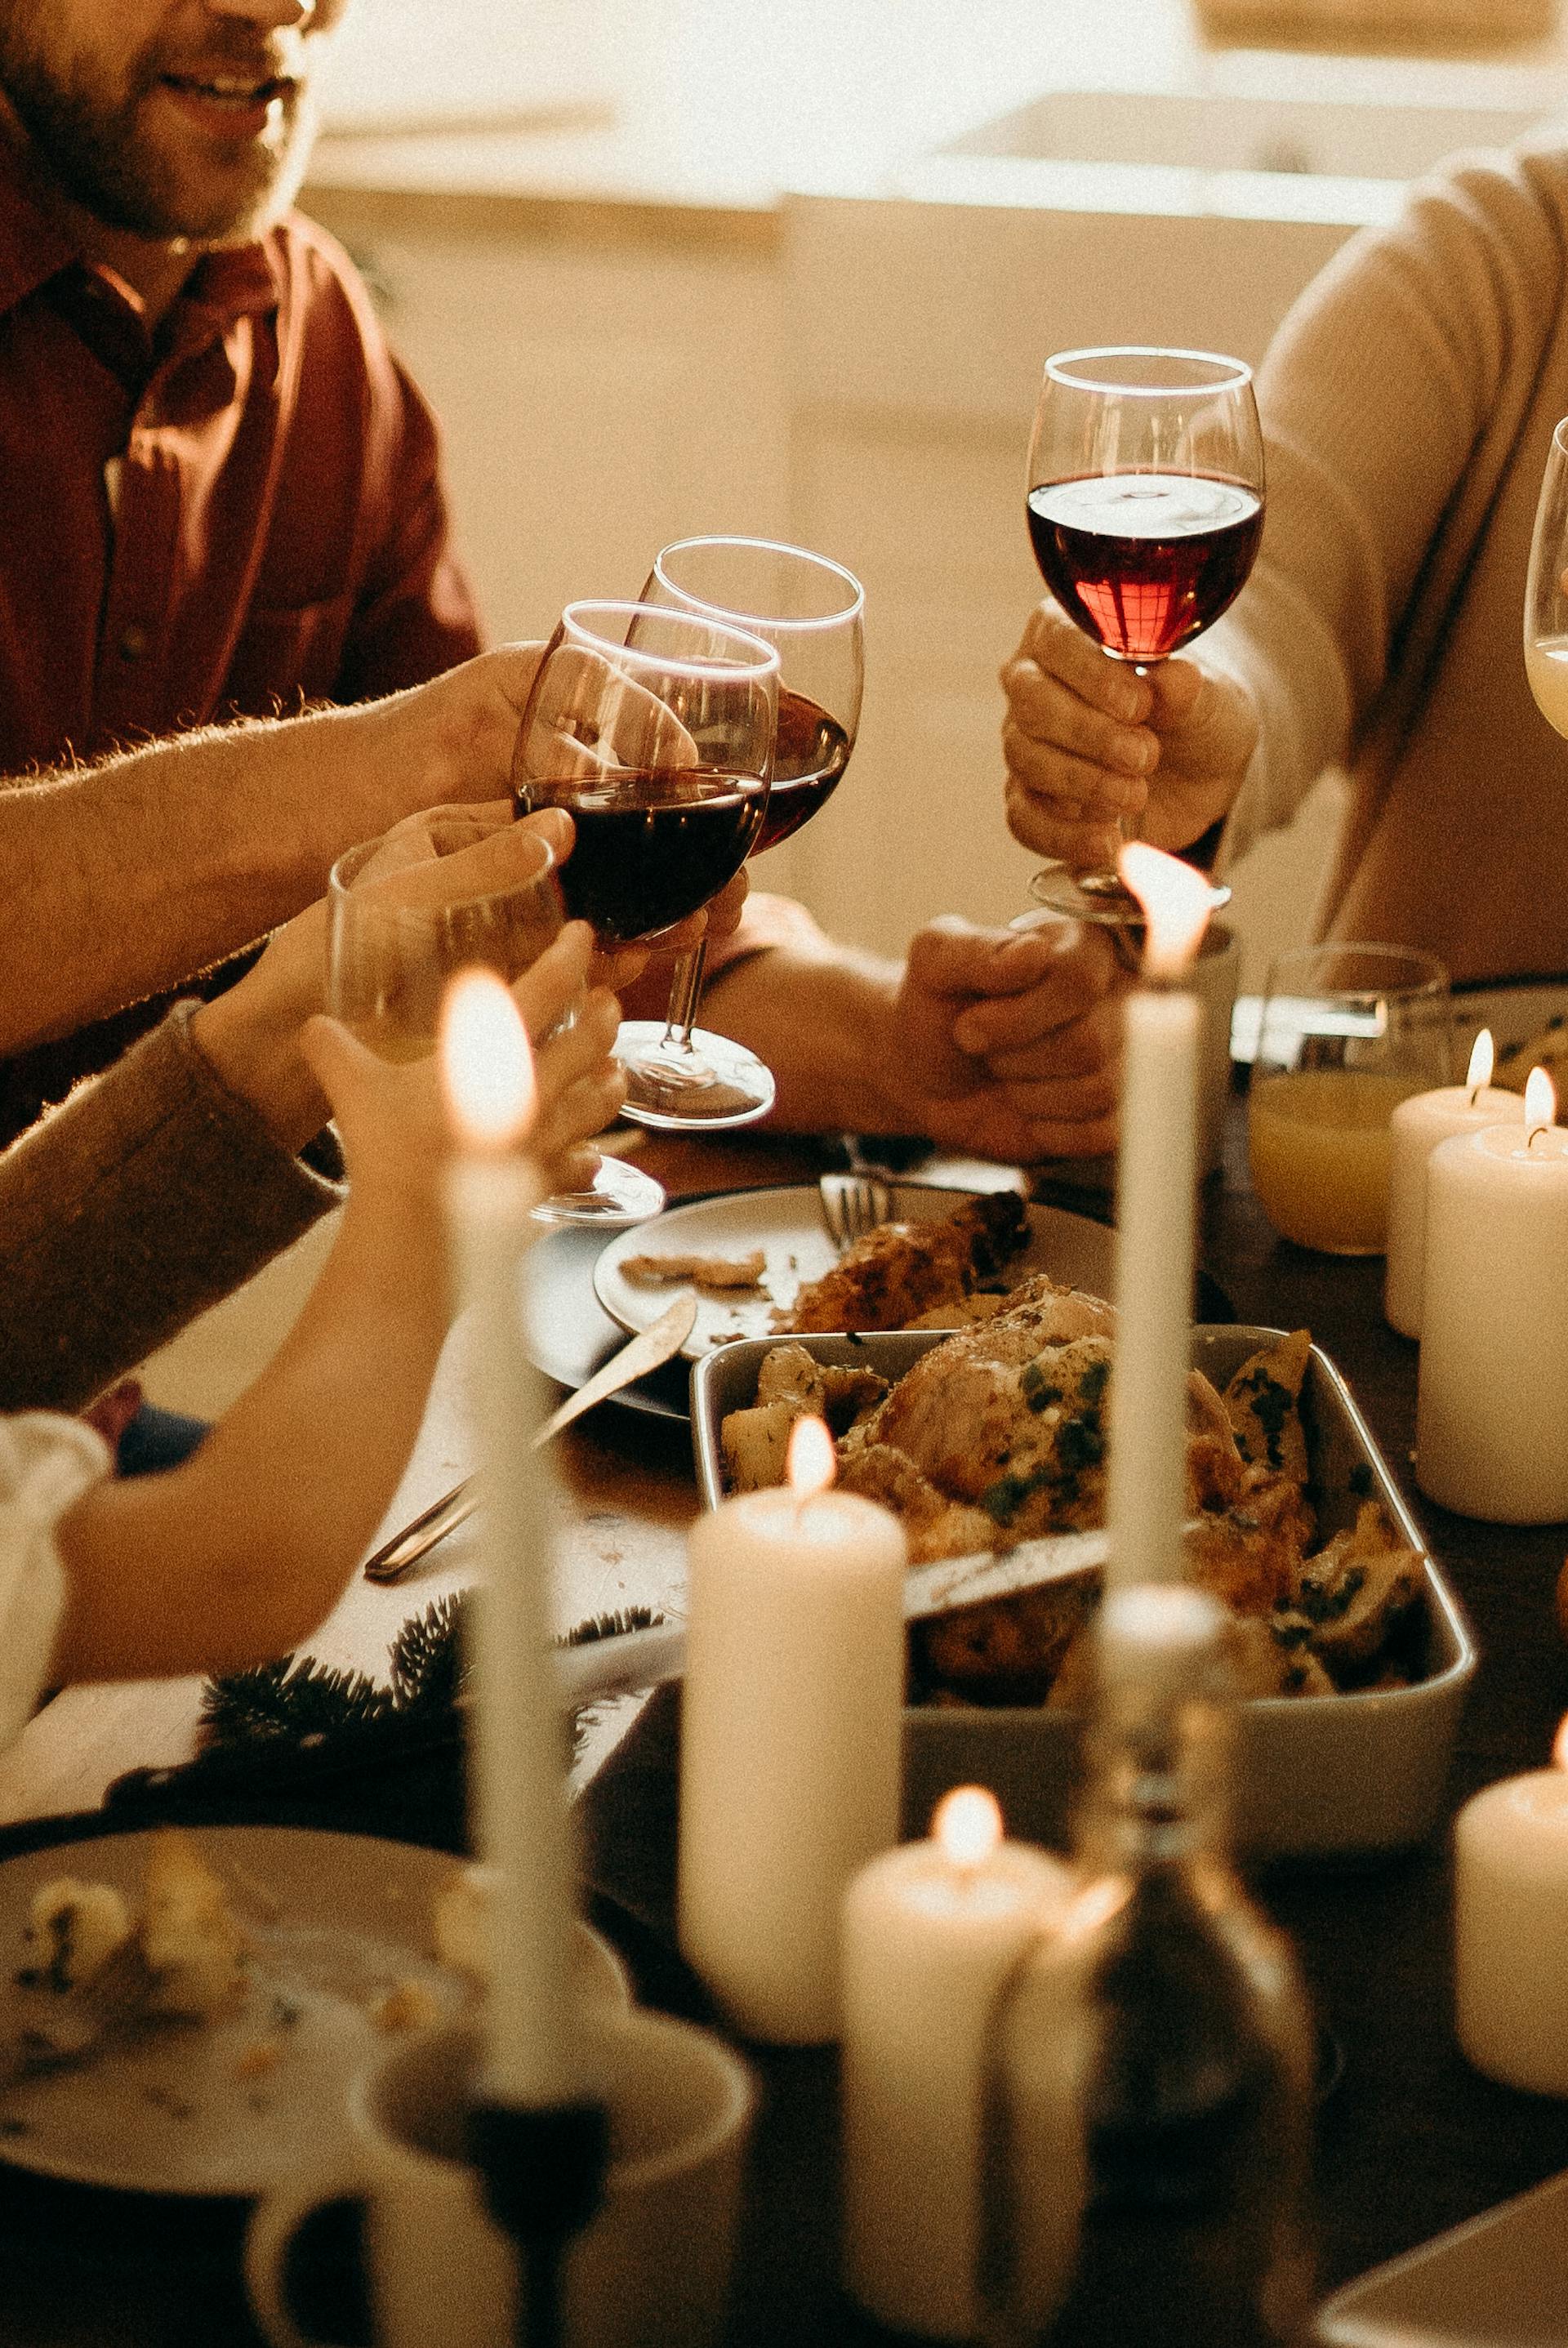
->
[[1024, 345, 1264, 924], [1525, 414, 1568, 738], [616, 536, 865, 1129], [513, 599, 780, 1220]]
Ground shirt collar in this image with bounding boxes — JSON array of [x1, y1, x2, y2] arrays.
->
[[0, 132, 283, 331]]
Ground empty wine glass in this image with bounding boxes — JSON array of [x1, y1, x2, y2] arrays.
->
[[1526, 414, 1568, 737], [1025, 345, 1263, 925], [513, 599, 780, 1213], [617, 536, 865, 1129]]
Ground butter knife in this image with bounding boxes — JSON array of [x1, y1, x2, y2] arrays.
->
[[363, 1293, 698, 1586]]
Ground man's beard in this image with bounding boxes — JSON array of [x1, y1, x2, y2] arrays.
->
[[0, 25, 317, 245]]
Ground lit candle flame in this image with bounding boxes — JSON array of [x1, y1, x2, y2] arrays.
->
[[933, 1785, 1002, 1873], [1554, 1716, 1568, 1771], [786, 1414, 836, 1501], [1465, 1028, 1494, 1098], [1118, 843, 1214, 981], [439, 970, 537, 1152], [1526, 1065, 1557, 1147]]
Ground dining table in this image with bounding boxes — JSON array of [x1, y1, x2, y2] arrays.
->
[[2, 1095, 1567, 2346]]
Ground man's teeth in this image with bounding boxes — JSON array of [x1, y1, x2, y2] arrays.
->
[[169, 75, 278, 101]]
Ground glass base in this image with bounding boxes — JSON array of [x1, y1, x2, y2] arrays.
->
[[530, 1152, 666, 1228], [615, 1021, 776, 1133], [1028, 862, 1233, 929]]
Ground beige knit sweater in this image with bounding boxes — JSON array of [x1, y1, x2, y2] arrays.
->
[[0, 1005, 342, 1413], [1209, 138, 1568, 982]]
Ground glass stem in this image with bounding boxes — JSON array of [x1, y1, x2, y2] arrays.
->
[[662, 940, 709, 1051]]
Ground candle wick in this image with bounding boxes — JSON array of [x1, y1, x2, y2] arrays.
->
[[1529, 1122, 1551, 1151], [1468, 1082, 1481, 1108]]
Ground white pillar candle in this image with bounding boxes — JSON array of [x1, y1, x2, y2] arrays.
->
[[679, 1415, 906, 2044], [1415, 1069, 1568, 1522], [1107, 846, 1214, 1587], [1384, 1031, 1514, 1338], [842, 1789, 1071, 2341], [1455, 1722, 1568, 2094], [440, 973, 577, 2108]]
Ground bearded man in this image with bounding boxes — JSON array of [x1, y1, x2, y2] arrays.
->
[[0, 0, 484, 1144]]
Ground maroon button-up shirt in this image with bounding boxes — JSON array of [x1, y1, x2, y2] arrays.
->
[[0, 151, 482, 1143]]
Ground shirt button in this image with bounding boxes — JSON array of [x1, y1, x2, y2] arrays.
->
[[118, 624, 149, 662]]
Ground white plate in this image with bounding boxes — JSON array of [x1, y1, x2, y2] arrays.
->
[[1313, 2166, 1568, 2345], [591, 1184, 1117, 1361], [0, 1828, 623, 2198]]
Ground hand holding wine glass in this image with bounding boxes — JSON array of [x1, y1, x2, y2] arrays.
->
[[615, 537, 865, 1131], [1023, 345, 1263, 924], [513, 599, 780, 1210]]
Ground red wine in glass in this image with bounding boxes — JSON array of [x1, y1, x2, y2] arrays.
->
[[751, 685, 853, 854], [1026, 471, 1263, 664], [519, 765, 767, 943]]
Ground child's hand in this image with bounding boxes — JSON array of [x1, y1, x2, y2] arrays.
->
[[300, 926, 627, 1208]]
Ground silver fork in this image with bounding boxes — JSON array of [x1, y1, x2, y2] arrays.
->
[[818, 1171, 893, 1252]]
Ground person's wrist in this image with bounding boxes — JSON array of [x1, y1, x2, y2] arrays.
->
[[189, 987, 328, 1156]]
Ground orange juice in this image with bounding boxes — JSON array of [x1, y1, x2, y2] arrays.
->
[[1248, 1069, 1428, 1254]]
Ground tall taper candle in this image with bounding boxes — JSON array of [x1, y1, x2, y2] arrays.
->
[[1106, 845, 1214, 1587], [440, 970, 577, 2107]]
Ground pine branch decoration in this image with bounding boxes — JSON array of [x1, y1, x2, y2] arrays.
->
[[198, 1595, 665, 1753]]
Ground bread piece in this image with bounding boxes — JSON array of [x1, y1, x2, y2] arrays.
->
[[1224, 1330, 1312, 1484], [140, 1829, 247, 2019], [720, 1400, 802, 1494], [17, 1879, 133, 1994], [1290, 1503, 1423, 1672], [619, 1250, 765, 1290]]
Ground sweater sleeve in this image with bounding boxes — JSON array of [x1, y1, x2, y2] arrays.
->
[[1208, 149, 1542, 869], [0, 1005, 345, 1414]]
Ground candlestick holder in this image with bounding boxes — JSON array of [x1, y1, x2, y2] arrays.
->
[[468, 2094, 610, 2348]]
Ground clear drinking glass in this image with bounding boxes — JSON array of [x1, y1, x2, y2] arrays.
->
[[513, 599, 780, 1205], [1025, 346, 1263, 928], [1525, 414, 1568, 737], [617, 537, 866, 1130], [1247, 943, 1451, 1255], [327, 809, 662, 1227], [327, 812, 565, 1060]]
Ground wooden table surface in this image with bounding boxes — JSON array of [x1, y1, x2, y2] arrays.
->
[[3, 1107, 1568, 2345]]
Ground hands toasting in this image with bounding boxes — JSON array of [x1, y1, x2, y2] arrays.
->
[[1000, 599, 1259, 878]]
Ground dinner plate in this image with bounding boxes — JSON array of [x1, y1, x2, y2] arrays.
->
[[1312, 2165, 1568, 2344], [590, 1185, 1120, 1362], [0, 1829, 622, 2199]]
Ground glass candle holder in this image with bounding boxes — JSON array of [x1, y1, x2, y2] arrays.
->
[[1247, 943, 1451, 1256]]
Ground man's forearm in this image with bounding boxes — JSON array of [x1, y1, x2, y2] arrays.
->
[[0, 690, 440, 1057], [702, 942, 915, 1134]]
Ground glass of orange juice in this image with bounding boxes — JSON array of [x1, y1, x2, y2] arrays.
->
[[1248, 945, 1450, 1254]]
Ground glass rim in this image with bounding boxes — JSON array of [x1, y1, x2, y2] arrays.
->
[[1042, 345, 1254, 396], [1258, 941, 1450, 1005], [559, 598, 781, 682], [328, 822, 559, 917], [651, 537, 865, 632], [1552, 415, 1568, 461]]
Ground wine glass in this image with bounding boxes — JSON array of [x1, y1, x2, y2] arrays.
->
[[1024, 345, 1263, 925], [513, 599, 780, 1213], [326, 809, 659, 1224], [617, 536, 865, 1129], [1525, 414, 1568, 737]]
